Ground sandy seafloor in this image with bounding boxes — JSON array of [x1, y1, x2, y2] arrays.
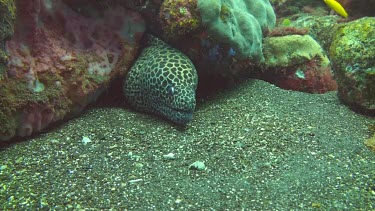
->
[[1, 79, 374, 210]]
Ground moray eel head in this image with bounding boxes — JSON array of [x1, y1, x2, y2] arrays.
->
[[123, 36, 198, 125]]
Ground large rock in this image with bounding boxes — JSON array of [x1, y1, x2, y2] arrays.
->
[[255, 34, 337, 93], [0, 0, 145, 141], [329, 17, 375, 114]]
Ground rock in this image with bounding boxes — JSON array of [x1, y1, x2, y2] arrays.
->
[[263, 35, 330, 68], [189, 161, 206, 170], [329, 17, 375, 114], [255, 34, 337, 93], [0, 0, 145, 141], [292, 15, 340, 51], [159, 0, 201, 40], [157, 0, 276, 90]]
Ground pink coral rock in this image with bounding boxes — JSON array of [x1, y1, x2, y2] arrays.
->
[[0, 0, 145, 141]]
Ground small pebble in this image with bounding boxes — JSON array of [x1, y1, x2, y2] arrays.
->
[[163, 153, 176, 160], [82, 136, 91, 145], [189, 161, 206, 170]]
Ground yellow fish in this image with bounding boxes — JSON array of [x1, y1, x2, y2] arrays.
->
[[324, 0, 348, 18]]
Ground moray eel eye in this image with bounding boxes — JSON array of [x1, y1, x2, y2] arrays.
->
[[167, 84, 175, 96]]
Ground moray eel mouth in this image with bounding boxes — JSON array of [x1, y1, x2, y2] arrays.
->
[[155, 101, 195, 125], [150, 98, 195, 126]]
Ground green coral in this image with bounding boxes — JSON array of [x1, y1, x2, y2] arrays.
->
[[197, 0, 276, 60]]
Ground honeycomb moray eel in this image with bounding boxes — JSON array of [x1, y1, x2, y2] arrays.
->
[[123, 35, 198, 125]]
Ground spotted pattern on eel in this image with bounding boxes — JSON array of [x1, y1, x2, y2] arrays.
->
[[123, 35, 198, 125]]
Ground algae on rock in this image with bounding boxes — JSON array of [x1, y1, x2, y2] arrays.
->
[[0, 0, 16, 80], [329, 17, 375, 113]]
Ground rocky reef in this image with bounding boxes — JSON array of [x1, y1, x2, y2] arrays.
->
[[0, 0, 145, 140], [0, 0, 373, 141]]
